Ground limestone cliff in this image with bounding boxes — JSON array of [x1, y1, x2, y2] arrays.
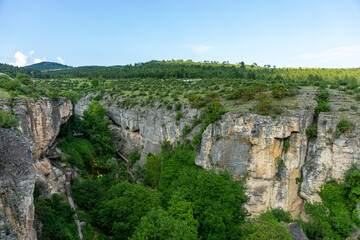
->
[[0, 97, 72, 240], [76, 95, 200, 163], [0, 97, 73, 159], [0, 129, 35, 240], [301, 93, 360, 203], [195, 111, 313, 216], [74, 91, 360, 217]]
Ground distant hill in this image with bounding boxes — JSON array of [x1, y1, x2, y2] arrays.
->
[[26, 61, 72, 71], [0, 63, 44, 78]]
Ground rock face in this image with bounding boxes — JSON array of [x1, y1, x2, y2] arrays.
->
[[195, 111, 313, 216], [33, 157, 66, 198], [0, 129, 36, 240], [0, 214, 18, 240], [0, 97, 73, 159], [301, 113, 360, 203], [285, 222, 308, 240], [74, 91, 360, 218], [76, 95, 200, 163], [75, 95, 312, 215], [0, 97, 73, 240]]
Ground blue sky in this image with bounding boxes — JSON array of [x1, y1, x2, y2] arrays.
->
[[0, 0, 359, 68]]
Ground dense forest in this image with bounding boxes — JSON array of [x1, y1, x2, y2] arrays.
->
[[26, 61, 72, 71]]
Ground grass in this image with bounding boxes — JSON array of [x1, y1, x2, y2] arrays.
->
[[0, 88, 10, 98]]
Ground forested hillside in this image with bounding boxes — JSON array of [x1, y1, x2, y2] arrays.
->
[[26, 61, 72, 71]]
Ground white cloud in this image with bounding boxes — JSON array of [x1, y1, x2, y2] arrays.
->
[[29, 50, 35, 55], [34, 58, 47, 64], [298, 46, 360, 62], [57, 57, 65, 64], [9, 51, 28, 67], [185, 44, 213, 54]]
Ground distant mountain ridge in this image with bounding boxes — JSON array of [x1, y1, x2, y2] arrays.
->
[[26, 61, 72, 71]]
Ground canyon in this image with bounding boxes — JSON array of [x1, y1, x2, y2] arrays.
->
[[0, 90, 359, 239]]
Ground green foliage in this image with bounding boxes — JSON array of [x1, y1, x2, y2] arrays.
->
[[16, 73, 32, 85], [283, 140, 290, 153], [144, 153, 162, 187], [72, 178, 104, 212], [175, 112, 183, 121], [182, 124, 192, 137], [271, 83, 288, 99], [34, 193, 79, 240], [91, 78, 99, 87], [130, 208, 196, 240], [264, 208, 292, 223], [316, 89, 330, 102], [168, 193, 199, 237], [82, 101, 115, 156], [61, 91, 80, 104], [58, 137, 95, 173], [96, 182, 162, 240], [129, 150, 141, 167], [314, 101, 331, 117], [303, 166, 360, 239], [189, 95, 206, 108], [157, 143, 248, 240], [192, 101, 226, 149], [253, 92, 282, 115], [314, 89, 331, 117], [245, 211, 292, 240], [0, 110, 18, 128], [306, 123, 318, 140], [175, 102, 182, 111], [355, 93, 360, 101], [336, 118, 353, 136]]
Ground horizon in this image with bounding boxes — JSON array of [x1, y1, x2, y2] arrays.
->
[[1, 0, 359, 68]]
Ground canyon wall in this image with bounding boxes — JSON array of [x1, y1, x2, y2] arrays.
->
[[0, 97, 72, 240], [75, 93, 360, 217]]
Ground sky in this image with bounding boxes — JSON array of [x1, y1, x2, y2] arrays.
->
[[0, 0, 359, 68]]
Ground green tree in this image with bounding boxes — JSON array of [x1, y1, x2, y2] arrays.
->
[[130, 208, 196, 240], [82, 101, 115, 156], [96, 182, 162, 240]]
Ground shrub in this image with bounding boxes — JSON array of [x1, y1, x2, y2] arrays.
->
[[336, 118, 353, 136], [314, 101, 331, 117], [182, 124, 192, 137], [271, 83, 288, 99], [0, 110, 18, 128], [144, 153, 162, 187], [306, 124, 317, 140], [245, 212, 292, 240], [129, 150, 141, 167], [175, 102, 182, 111], [283, 140, 290, 153], [175, 112, 183, 121], [189, 95, 206, 108]]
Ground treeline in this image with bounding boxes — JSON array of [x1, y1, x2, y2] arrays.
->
[[44, 60, 360, 84], [0, 63, 44, 78]]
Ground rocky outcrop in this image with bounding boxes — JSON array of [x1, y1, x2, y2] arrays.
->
[[285, 222, 308, 240], [0, 129, 36, 240], [0, 97, 73, 240], [301, 112, 360, 203], [76, 95, 200, 163], [0, 214, 18, 240], [0, 97, 73, 159], [195, 111, 313, 216], [33, 157, 66, 198]]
